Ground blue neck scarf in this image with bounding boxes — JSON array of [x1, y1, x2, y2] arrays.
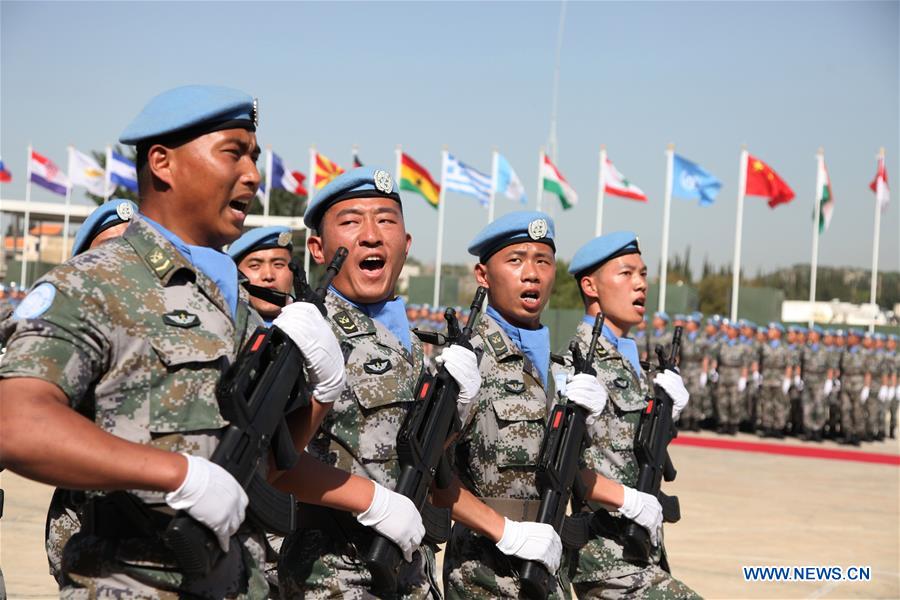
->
[[331, 286, 411, 351], [487, 305, 550, 387], [142, 216, 238, 319], [590, 315, 641, 375]]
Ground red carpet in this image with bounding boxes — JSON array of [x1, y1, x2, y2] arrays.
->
[[672, 434, 900, 466]]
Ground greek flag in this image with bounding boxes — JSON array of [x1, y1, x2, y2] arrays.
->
[[444, 154, 492, 207]]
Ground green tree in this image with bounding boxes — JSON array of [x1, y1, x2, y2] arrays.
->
[[698, 274, 731, 316], [549, 259, 583, 309]]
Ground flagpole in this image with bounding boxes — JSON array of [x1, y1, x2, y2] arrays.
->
[[104, 145, 113, 201], [433, 147, 449, 307], [536, 148, 544, 212], [304, 146, 317, 274], [263, 146, 273, 225], [808, 148, 825, 328], [869, 147, 885, 332], [730, 147, 749, 321], [61, 145, 74, 262], [659, 144, 675, 313], [595, 146, 607, 236], [21, 144, 33, 288], [488, 148, 499, 223], [352, 144, 358, 167], [394, 145, 402, 183]]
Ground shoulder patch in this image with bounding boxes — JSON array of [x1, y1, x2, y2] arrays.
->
[[332, 310, 358, 334], [146, 246, 174, 277], [12, 283, 56, 320], [363, 358, 392, 375], [503, 380, 526, 394], [487, 331, 508, 357], [162, 310, 200, 328]]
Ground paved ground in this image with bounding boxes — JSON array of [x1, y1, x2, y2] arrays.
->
[[2, 431, 898, 599]]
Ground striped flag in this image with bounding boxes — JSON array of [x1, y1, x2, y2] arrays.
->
[[443, 154, 492, 206], [29, 150, 68, 195], [0, 157, 11, 182], [817, 157, 834, 234], [540, 154, 577, 209], [870, 154, 890, 212], [399, 152, 440, 208], [603, 156, 647, 201], [314, 152, 344, 190]]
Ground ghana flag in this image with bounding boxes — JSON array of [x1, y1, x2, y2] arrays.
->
[[400, 152, 440, 208]]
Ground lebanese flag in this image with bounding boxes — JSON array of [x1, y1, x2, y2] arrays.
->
[[870, 154, 890, 212], [744, 153, 795, 208], [541, 154, 578, 209], [314, 152, 344, 190], [29, 150, 68, 196], [603, 157, 646, 201]]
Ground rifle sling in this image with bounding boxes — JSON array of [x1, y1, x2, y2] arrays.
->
[[477, 497, 541, 522]]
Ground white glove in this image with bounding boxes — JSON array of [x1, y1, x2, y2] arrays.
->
[[356, 482, 425, 562], [794, 375, 804, 391], [737, 377, 747, 393], [878, 387, 888, 403], [889, 386, 897, 401], [823, 380, 833, 396], [895, 384, 900, 399], [860, 386, 870, 403], [834, 379, 842, 393], [273, 302, 346, 403], [709, 370, 719, 383], [565, 373, 608, 425], [495, 517, 562, 573], [780, 378, 791, 395], [653, 370, 689, 420], [165, 454, 248, 552], [436, 344, 481, 404], [618, 486, 663, 548], [752, 371, 762, 386], [699, 372, 708, 388]]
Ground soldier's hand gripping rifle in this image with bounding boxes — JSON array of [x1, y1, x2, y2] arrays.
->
[[520, 313, 605, 600], [621, 325, 683, 566], [363, 286, 487, 592], [163, 247, 349, 576]]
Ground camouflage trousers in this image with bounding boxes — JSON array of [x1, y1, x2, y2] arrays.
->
[[278, 526, 441, 599], [865, 392, 887, 436], [443, 525, 568, 599], [571, 565, 699, 599], [890, 397, 899, 436], [802, 378, 828, 431], [58, 531, 268, 599], [840, 382, 866, 437], [46, 489, 83, 587], [758, 383, 789, 430], [679, 369, 704, 423], [714, 382, 743, 426]]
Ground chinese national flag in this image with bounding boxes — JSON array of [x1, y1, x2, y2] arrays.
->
[[745, 153, 795, 208]]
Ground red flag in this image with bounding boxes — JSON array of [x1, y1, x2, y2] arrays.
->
[[869, 154, 890, 211], [290, 170, 308, 197], [744, 154, 795, 208]]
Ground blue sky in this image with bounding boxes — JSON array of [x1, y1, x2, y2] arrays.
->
[[2, 1, 898, 277]]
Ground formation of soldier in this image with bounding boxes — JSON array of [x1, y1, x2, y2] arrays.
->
[[0, 83, 888, 600]]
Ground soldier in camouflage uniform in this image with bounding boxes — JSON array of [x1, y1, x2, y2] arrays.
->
[[839, 329, 871, 445], [649, 311, 672, 361], [676, 313, 704, 431], [800, 326, 832, 442], [699, 316, 721, 428], [887, 335, 899, 438], [757, 323, 793, 438], [738, 320, 761, 431], [560, 231, 698, 599], [440, 211, 564, 599], [866, 333, 889, 442], [0, 86, 348, 598], [711, 321, 750, 435]]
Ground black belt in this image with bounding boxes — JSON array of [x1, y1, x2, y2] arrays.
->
[[80, 492, 173, 539]]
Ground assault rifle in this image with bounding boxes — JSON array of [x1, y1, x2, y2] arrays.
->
[[163, 247, 349, 576], [621, 325, 682, 566], [364, 286, 487, 591], [520, 313, 605, 599]]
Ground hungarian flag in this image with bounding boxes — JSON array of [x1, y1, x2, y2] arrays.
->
[[745, 153, 794, 208], [603, 156, 646, 201], [817, 157, 834, 234], [541, 154, 578, 209], [870, 153, 890, 212], [400, 152, 440, 208], [314, 152, 344, 190]]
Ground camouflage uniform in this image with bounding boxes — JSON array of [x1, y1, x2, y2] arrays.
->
[[699, 332, 721, 423], [562, 321, 698, 600], [758, 340, 793, 434], [713, 339, 750, 431], [891, 352, 900, 438], [787, 343, 805, 434], [649, 328, 672, 364], [277, 292, 441, 599], [676, 331, 704, 429], [0, 216, 268, 599], [824, 344, 843, 438], [867, 349, 889, 439], [801, 343, 830, 436], [744, 336, 763, 428], [443, 312, 564, 599], [839, 346, 871, 441]]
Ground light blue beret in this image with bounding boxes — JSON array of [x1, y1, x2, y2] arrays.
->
[[810, 325, 824, 334], [304, 166, 401, 230], [848, 328, 864, 337], [873, 332, 886, 341], [796, 326, 809, 334], [654, 311, 670, 322], [468, 210, 555, 263], [707, 315, 721, 326], [71, 199, 138, 256], [889, 334, 897, 342], [767, 322, 784, 333], [227, 226, 293, 263], [568, 231, 640, 276], [674, 314, 686, 321], [685, 314, 700, 324], [120, 85, 257, 145]]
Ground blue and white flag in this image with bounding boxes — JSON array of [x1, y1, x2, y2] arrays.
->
[[109, 151, 138, 192], [671, 154, 721, 207], [444, 154, 492, 207], [494, 153, 527, 204], [271, 152, 306, 195]]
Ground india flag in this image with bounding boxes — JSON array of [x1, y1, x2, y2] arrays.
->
[[540, 154, 577, 209], [817, 156, 834, 234]]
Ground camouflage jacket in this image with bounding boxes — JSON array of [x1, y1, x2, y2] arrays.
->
[[679, 331, 705, 374], [0, 216, 260, 506], [565, 320, 663, 582], [802, 344, 830, 380], [759, 341, 792, 385], [649, 328, 672, 360], [306, 291, 426, 491], [452, 312, 555, 501], [715, 339, 750, 382], [840, 347, 872, 383]]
